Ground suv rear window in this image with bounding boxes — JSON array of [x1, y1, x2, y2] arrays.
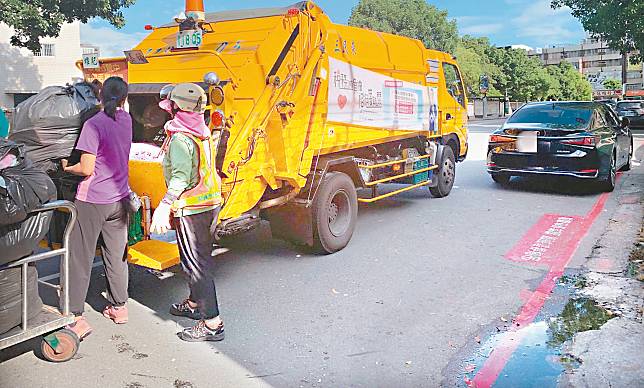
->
[[507, 104, 593, 129]]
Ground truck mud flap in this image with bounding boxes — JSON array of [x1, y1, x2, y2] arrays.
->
[[263, 202, 313, 247]]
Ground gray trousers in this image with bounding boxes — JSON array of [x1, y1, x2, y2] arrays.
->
[[66, 199, 129, 315]]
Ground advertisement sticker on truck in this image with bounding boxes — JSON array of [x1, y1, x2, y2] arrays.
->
[[328, 57, 435, 131]]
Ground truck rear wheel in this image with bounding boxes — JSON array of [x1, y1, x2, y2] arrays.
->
[[312, 172, 358, 254], [429, 146, 456, 198]]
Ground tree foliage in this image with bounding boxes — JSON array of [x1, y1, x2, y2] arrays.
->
[[348, 0, 459, 53], [547, 61, 593, 101], [602, 78, 622, 91], [456, 37, 592, 101], [551, 0, 644, 62], [0, 0, 136, 53], [494, 49, 555, 102], [455, 36, 503, 97]]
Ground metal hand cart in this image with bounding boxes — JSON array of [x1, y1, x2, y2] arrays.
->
[[0, 200, 79, 362]]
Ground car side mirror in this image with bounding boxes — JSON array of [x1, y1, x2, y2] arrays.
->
[[621, 117, 629, 128]]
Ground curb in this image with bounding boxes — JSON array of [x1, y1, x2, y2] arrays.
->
[[560, 169, 644, 387]]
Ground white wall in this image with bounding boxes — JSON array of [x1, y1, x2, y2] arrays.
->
[[0, 22, 82, 109]]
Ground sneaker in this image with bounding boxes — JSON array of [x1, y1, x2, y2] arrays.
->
[[66, 316, 92, 341], [170, 299, 201, 320], [102, 305, 128, 324], [178, 320, 225, 342], [212, 246, 230, 256]]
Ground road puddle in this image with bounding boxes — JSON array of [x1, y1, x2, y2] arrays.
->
[[460, 275, 614, 387]]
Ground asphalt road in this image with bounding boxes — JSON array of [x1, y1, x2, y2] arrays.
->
[[1, 119, 642, 388]]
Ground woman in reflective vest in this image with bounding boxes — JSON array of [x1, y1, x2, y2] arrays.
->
[[151, 82, 225, 342]]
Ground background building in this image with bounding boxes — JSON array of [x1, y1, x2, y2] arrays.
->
[[528, 37, 643, 98], [0, 22, 83, 110]]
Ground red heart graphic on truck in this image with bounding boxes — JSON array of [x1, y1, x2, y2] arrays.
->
[[337, 95, 348, 110]]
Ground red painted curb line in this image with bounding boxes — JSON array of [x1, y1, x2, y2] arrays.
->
[[472, 190, 612, 388]]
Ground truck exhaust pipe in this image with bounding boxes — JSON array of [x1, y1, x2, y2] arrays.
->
[[185, 0, 205, 22]]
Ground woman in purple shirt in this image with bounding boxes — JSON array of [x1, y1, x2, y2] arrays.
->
[[61, 77, 132, 340]]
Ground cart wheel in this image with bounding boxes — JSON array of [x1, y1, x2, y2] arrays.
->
[[40, 329, 79, 363]]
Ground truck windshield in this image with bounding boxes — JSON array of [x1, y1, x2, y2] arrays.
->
[[507, 104, 592, 129]]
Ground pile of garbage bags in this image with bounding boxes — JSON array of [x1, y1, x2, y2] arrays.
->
[[9, 83, 100, 173], [0, 138, 56, 266]]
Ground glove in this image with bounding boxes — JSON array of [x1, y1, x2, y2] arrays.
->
[[150, 202, 172, 235]]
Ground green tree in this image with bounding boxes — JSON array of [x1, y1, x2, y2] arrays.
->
[[455, 41, 502, 97], [486, 48, 555, 102], [454, 44, 485, 96], [456, 35, 504, 97], [546, 61, 593, 101], [545, 66, 563, 100], [602, 78, 622, 91], [0, 0, 136, 53], [551, 0, 644, 63], [349, 0, 459, 53]]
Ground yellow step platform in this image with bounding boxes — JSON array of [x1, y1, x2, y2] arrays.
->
[[128, 240, 180, 271]]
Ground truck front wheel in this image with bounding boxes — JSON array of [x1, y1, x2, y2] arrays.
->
[[429, 146, 456, 198], [312, 172, 358, 254]]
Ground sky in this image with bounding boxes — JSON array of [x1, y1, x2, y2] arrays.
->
[[81, 0, 587, 57]]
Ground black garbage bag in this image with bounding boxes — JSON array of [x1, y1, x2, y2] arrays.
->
[[0, 265, 43, 335], [0, 212, 52, 266], [0, 138, 57, 226], [8, 83, 100, 173]]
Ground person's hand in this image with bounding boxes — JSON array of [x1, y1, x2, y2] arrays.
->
[[150, 202, 172, 235], [61, 159, 69, 171]]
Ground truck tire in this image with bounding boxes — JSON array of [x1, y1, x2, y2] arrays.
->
[[429, 146, 456, 198], [312, 172, 358, 254]]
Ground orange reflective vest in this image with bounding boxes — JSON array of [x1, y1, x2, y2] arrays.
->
[[171, 133, 222, 213]]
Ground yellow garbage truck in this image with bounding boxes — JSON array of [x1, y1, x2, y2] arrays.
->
[[84, 1, 469, 269]]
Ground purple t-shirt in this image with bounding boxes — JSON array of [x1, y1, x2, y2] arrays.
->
[[75, 110, 132, 204]]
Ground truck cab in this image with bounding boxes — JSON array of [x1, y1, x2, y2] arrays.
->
[[426, 50, 469, 162]]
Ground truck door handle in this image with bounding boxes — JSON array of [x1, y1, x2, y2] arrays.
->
[[446, 113, 453, 121]]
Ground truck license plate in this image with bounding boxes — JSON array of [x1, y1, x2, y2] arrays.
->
[[176, 29, 203, 49]]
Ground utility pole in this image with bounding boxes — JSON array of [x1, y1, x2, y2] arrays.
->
[[621, 51, 628, 89]]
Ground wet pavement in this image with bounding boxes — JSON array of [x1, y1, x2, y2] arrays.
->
[[450, 273, 615, 388]]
